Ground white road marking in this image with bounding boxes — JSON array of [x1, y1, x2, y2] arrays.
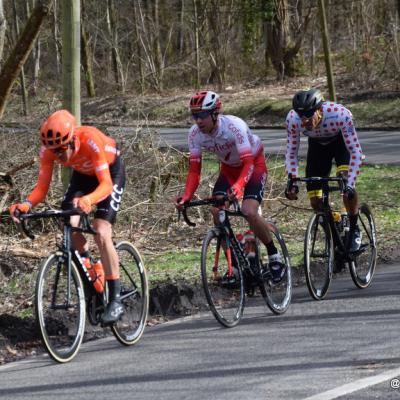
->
[[303, 366, 400, 400]]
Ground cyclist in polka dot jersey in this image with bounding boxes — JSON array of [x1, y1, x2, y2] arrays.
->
[[284, 89, 363, 253]]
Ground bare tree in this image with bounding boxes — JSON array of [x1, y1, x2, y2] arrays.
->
[[0, 0, 52, 119], [133, 1, 145, 92], [193, 0, 200, 88], [0, 0, 6, 66], [136, 0, 173, 92], [12, 0, 29, 115], [25, 0, 41, 97], [264, 0, 312, 80], [204, 0, 238, 89], [81, 0, 95, 97], [52, 0, 61, 74], [106, 0, 123, 91]]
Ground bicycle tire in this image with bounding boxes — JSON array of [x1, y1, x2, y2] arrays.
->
[[349, 203, 377, 289], [35, 253, 86, 363], [111, 241, 149, 345], [201, 229, 245, 328], [258, 222, 292, 314], [304, 212, 334, 300]]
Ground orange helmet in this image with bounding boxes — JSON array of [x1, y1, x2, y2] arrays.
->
[[40, 110, 76, 149]]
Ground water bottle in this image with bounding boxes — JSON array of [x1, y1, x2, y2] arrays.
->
[[341, 208, 349, 240], [92, 260, 105, 293], [332, 211, 342, 233], [331, 211, 341, 223], [244, 230, 256, 258], [244, 230, 257, 272], [82, 257, 105, 293], [236, 233, 245, 251]]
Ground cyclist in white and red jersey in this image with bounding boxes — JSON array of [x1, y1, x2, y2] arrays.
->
[[175, 90, 286, 283], [9, 110, 125, 323], [285, 89, 363, 252]]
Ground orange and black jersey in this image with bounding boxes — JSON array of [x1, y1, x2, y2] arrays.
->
[[27, 126, 118, 207]]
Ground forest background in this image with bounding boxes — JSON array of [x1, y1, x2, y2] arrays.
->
[[0, 0, 399, 364]]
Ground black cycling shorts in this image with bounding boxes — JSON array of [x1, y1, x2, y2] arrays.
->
[[213, 150, 267, 203], [61, 155, 126, 224], [305, 135, 350, 195]]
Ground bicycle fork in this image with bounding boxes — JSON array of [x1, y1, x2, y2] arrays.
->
[[213, 231, 236, 281], [50, 220, 75, 310]]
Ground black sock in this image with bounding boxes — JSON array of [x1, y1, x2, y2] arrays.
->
[[349, 213, 359, 231], [107, 279, 121, 302], [266, 240, 278, 256]]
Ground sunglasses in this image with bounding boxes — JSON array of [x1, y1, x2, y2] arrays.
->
[[52, 144, 69, 155], [192, 111, 211, 120], [297, 109, 315, 119]]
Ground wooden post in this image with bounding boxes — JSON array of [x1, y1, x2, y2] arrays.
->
[[318, 0, 336, 101], [61, 0, 80, 187]]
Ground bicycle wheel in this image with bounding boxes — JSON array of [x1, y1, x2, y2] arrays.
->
[[257, 222, 292, 315], [304, 213, 334, 300], [111, 241, 149, 345], [349, 204, 377, 289], [201, 229, 245, 328], [35, 253, 86, 363]]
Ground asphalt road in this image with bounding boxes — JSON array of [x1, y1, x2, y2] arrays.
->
[[150, 128, 400, 165], [1, 263, 400, 400]]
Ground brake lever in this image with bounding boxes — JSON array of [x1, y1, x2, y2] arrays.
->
[[18, 213, 35, 240]]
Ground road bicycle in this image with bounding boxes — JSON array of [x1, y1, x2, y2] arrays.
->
[[288, 175, 377, 300], [19, 209, 149, 363], [180, 197, 292, 328]]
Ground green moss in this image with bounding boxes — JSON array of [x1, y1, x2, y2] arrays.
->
[[349, 98, 400, 127]]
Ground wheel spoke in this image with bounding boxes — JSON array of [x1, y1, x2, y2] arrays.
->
[[111, 242, 149, 345], [201, 230, 244, 327], [36, 255, 85, 363], [304, 213, 333, 300], [349, 204, 377, 289], [258, 222, 292, 315]]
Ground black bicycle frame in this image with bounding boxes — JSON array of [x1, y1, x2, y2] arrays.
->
[[290, 175, 353, 261], [20, 209, 97, 308], [181, 198, 253, 275]]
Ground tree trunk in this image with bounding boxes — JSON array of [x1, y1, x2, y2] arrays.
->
[[398, 0, 400, 20], [153, 0, 163, 92], [106, 0, 124, 91], [0, 0, 52, 120], [193, 0, 200, 88], [133, 1, 145, 92], [30, 37, 40, 96], [318, 0, 336, 101], [81, 0, 95, 97], [264, 0, 311, 80], [61, 0, 80, 121], [178, 0, 184, 57], [0, 0, 6, 66], [61, 0, 80, 188], [12, 0, 29, 115], [52, 0, 61, 74], [25, 0, 40, 97]]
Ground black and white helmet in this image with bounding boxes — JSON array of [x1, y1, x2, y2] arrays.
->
[[292, 89, 324, 117]]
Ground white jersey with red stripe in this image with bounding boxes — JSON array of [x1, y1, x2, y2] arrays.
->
[[285, 102, 363, 188], [188, 114, 262, 167]]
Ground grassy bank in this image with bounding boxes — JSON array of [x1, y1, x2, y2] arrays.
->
[[145, 157, 400, 282]]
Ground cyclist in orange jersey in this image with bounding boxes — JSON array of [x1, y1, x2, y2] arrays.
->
[[9, 110, 126, 324]]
